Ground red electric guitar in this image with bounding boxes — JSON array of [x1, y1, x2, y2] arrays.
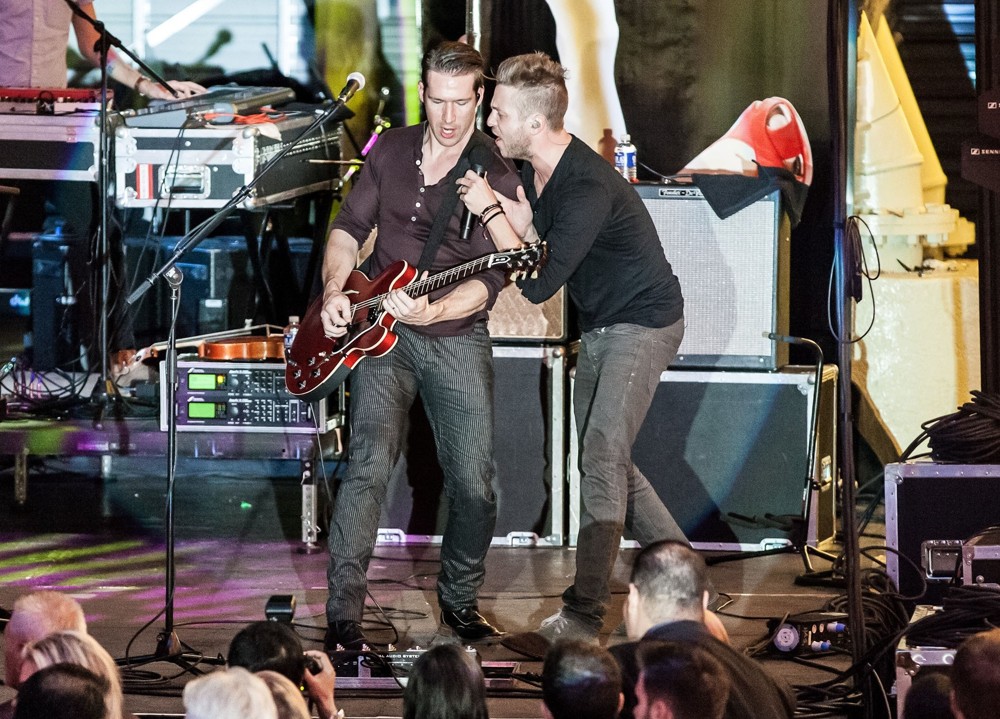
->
[[285, 244, 543, 401]]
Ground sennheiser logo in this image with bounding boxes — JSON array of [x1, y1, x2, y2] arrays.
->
[[972, 148, 981, 155], [990, 102, 998, 109], [972, 148, 1000, 155]]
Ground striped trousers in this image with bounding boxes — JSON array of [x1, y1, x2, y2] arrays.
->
[[325, 322, 498, 623]]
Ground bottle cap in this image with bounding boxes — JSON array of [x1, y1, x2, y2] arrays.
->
[[622, 133, 631, 143]]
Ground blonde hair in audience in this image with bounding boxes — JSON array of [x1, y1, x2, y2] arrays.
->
[[257, 670, 311, 719], [20, 630, 123, 719], [183, 666, 279, 719]]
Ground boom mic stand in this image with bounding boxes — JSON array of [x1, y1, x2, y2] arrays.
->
[[118, 74, 364, 672], [58, 0, 177, 426]]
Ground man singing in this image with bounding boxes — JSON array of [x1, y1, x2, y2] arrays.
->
[[459, 52, 687, 643]]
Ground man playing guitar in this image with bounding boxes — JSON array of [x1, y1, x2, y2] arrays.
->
[[318, 41, 521, 650]]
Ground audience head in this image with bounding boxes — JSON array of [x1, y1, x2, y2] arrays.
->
[[625, 541, 708, 639], [402, 643, 488, 719], [4, 591, 87, 688], [228, 620, 308, 684], [494, 52, 569, 131], [950, 628, 1000, 719], [904, 672, 954, 719], [12, 663, 109, 719], [183, 667, 278, 719], [542, 640, 623, 719], [19, 630, 122, 719], [634, 641, 729, 719], [257, 670, 311, 719]]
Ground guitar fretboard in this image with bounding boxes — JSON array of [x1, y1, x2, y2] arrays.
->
[[351, 254, 504, 314]]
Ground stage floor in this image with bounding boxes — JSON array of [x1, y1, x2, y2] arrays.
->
[[0, 455, 869, 718]]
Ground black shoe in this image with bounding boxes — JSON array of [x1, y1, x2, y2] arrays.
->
[[324, 620, 367, 651], [441, 607, 504, 641]]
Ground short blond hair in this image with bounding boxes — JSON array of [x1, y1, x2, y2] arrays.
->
[[257, 670, 310, 719], [183, 667, 278, 719], [494, 52, 569, 130], [21, 630, 122, 719]]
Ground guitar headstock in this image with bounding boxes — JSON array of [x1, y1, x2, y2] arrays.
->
[[490, 243, 545, 280]]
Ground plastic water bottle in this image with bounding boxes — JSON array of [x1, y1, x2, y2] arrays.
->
[[614, 133, 638, 182], [283, 315, 300, 359]]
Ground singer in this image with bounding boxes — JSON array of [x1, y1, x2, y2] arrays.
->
[[318, 42, 520, 650], [458, 52, 688, 646]]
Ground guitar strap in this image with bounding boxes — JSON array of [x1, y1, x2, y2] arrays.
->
[[416, 129, 492, 274]]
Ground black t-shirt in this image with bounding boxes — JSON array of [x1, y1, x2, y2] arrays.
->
[[517, 136, 683, 331]]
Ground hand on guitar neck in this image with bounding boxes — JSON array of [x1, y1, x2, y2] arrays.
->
[[287, 244, 543, 401]]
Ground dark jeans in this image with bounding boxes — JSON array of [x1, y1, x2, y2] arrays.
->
[[564, 318, 688, 626], [326, 322, 498, 623]]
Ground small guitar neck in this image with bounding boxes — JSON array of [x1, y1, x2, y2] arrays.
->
[[352, 253, 507, 314]]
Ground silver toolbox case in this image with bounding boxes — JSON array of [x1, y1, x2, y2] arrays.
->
[[0, 111, 100, 181], [376, 344, 567, 548], [568, 365, 838, 552], [114, 112, 340, 209], [885, 462, 1000, 602], [962, 528, 1000, 589]]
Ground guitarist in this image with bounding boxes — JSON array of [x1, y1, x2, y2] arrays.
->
[[458, 52, 687, 647], [318, 41, 521, 650]]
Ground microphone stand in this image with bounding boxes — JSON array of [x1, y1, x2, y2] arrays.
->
[[706, 335, 839, 585], [58, 0, 178, 428], [119, 84, 359, 672]]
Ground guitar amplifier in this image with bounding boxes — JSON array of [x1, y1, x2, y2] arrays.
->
[[375, 345, 566, 547], [635, 185, 790, 370], [568, 365, 838, 551]]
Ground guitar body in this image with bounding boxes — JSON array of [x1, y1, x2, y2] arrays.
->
[[285, 244, 543, 402], [286, 260, 417, 402]]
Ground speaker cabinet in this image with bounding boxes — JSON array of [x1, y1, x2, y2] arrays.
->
[[569, 365, 838, 551], [635, 185, 790, 370], [375, 345, 566, 547], [488, 284, 567, 342]]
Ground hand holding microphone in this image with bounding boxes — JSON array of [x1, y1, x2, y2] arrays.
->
[[459, 145, 492, 241]]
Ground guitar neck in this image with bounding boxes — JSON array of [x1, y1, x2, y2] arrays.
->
[[353, 254, 502, 314]]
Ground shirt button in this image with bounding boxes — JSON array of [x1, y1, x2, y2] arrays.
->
[[411, 216, 417, 222], [415, 159, 421, 166], [415, 202, 421, 208], [419, 187, 425, 193]]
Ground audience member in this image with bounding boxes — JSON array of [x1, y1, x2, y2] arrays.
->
[[950, 628, 1000, 719], [17, 630, 124, 719], [12, 663, 109, 719], [904, 672, 954, 719], [633, 641, 728, 719], [403, 644, 488, 719], [226, 620, 339, 719], [3, 591, 86, 690], [183, 667, 278, 719], [257, 671, 311, 719], [610, 541, 795, 719], [542, 640, 622, 719]]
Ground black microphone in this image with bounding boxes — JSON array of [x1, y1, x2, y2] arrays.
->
[[336, 72, 366, 104], [460, 145, 491, 241]]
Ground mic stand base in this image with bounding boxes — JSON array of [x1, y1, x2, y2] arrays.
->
[[118, 631, 225, 674]]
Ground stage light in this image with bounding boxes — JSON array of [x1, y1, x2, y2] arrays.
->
[[264, 594, 296, 623]]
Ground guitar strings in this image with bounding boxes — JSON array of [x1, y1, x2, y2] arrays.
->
[[348, 250, 529, 314]]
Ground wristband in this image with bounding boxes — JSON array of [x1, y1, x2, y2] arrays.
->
[[478, 202, 502, 222], [482, 209, 505, 227], [133, 76, 148, 95]]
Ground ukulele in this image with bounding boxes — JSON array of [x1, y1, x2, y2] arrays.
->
[[285, 244, 543, 402]]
